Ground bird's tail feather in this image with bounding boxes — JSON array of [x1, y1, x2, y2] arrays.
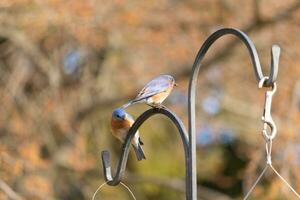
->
[[121, 101, 134, 109], [132, 144, 146, 161], [122, 98, 147, 109]]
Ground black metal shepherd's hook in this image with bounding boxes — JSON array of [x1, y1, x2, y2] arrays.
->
[[187, 28, 280, 199], [100, 27, 280, 200]]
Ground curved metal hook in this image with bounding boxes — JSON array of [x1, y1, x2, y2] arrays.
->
[[187, 28, 281, 199], [101, 108, 192, 198], [268, 45, 280, 86]]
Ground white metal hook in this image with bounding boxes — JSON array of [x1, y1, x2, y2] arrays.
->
[[258, 77, 277, 140]]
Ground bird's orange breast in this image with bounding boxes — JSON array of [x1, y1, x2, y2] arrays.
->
[[111, 118, 131, 131], [151, 84, 173, 103]]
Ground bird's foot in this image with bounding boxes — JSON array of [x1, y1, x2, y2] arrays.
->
[[148, 104, 166, 110]]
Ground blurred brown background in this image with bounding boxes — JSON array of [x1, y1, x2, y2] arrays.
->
[[0, 0, 300, 199]]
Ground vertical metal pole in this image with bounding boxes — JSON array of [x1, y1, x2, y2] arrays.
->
[[188, 71, 199, 200]]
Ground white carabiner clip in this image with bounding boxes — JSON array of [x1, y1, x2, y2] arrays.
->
[[259, 77, 277, 141]]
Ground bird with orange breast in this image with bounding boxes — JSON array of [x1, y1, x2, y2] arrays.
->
[[122, 75, 177, 109], [111, 108, 146, 161]]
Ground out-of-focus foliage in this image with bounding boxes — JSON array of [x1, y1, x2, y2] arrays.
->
[[0, 0, 300, 199]]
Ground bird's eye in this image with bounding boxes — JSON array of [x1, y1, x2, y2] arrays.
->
[[117, 114, 124, 119]]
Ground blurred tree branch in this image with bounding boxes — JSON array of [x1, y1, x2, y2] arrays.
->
[[0, 179, 24, 200], [253, 0, 262, 23]]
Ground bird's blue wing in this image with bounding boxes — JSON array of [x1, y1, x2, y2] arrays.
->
[[134, 76, 170, 101]]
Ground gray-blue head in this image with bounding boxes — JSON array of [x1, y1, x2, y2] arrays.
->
[[112, 108, 127, 120], [159, 75, 173, 81], [161, 75, 177, 86]]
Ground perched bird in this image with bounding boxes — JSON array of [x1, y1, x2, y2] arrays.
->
[[122, 75, 177, 109], [111, 108, 146, 161]]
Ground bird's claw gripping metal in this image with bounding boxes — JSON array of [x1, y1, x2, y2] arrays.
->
[[259, 77, 277, 141]]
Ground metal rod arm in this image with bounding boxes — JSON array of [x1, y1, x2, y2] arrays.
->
[[101, 108, 192, 199]]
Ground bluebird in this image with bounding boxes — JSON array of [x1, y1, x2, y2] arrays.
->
[[122, 75, 177, 108], [111, 108, 146, 161]]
